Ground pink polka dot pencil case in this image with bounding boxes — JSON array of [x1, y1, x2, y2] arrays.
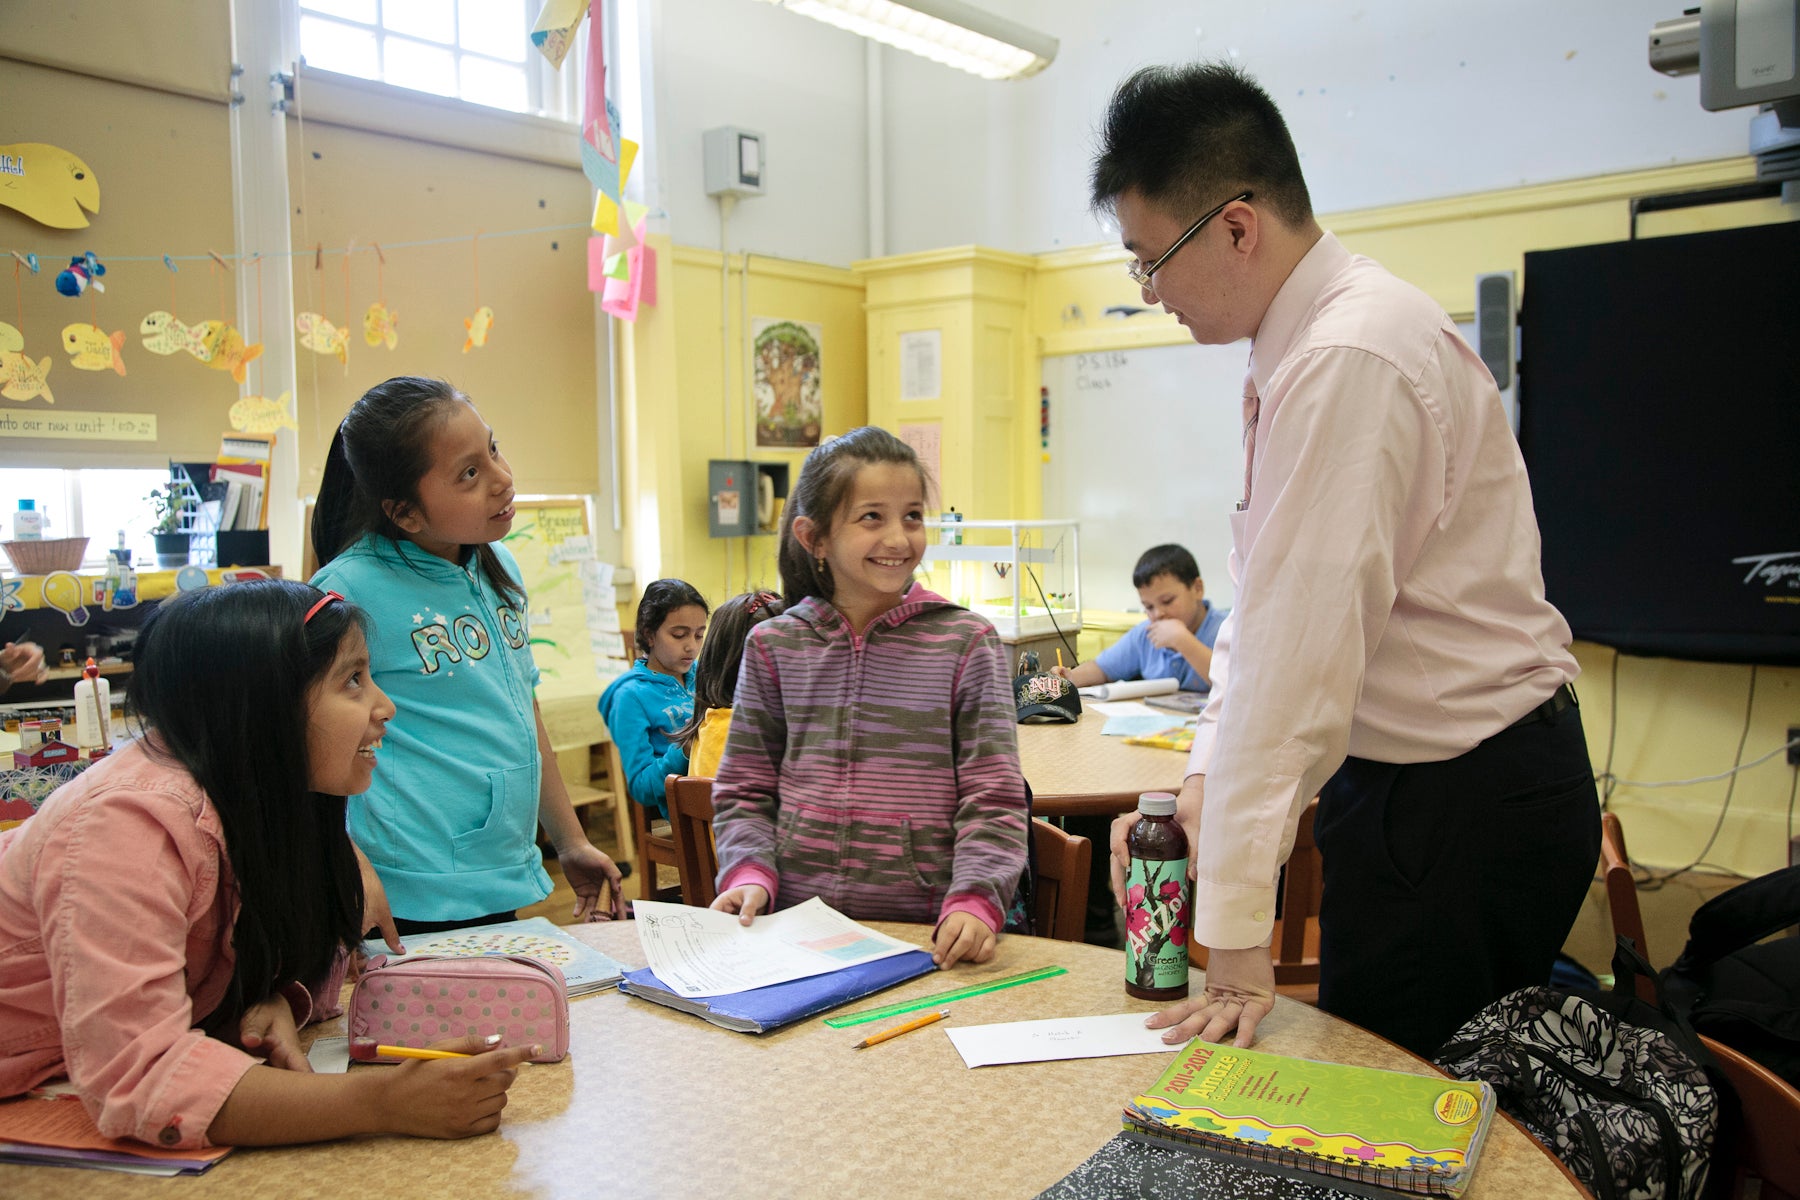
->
[[349, 954, 569, 1063]]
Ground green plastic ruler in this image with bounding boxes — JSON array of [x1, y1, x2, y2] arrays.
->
[[822, 965, 1068, 1028]]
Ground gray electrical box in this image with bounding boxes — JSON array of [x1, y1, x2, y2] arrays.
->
[[703, 126, 765, 198], [708, 459, 790, 538]]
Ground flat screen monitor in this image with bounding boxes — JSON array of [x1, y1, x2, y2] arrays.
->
[[1516, 221, 1800, 665]]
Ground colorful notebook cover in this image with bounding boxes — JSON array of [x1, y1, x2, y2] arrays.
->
[[1122, 725, 1196, 752], [361, 916, 628, 997], [619, 949, 937, 1033], [0, 1093, 232, 1175], [1123, 1039, 1495, 1199]]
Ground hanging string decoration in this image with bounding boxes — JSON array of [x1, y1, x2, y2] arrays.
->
[[1, 255, 55, 402], [463, 232, 493, 352], [363, 242, 398, 349]]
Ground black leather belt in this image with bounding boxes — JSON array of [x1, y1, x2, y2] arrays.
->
[[1508, 683, 1577, 730]]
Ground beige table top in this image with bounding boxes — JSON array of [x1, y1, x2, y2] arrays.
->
[[1018, 712, 1189, 816], [10, 923, 1584, 1200]]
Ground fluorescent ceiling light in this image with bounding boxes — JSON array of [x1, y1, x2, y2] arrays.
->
[[758, 0, 1057, 80]]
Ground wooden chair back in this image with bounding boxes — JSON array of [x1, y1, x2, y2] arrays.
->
[[607, 742, 679, 902], [1189, 797, 1321, 1001], [1599, 812, 1656, 1003], [665, 775, 719, 907], [1029, 820, 1092, 943], [1703, 1034, 1800, 1200]]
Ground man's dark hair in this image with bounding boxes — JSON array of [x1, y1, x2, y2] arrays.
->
[[1091, 61, 1313, 229], [1132, 544, 1201, 590]]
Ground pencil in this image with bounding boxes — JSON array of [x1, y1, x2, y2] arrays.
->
[[348, 1040, 472, 1062], [1056, 648, 1064, 669], [852, 1009, 951, 1049]]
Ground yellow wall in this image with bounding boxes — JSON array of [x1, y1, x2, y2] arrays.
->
[[658, 247, 866, 607]]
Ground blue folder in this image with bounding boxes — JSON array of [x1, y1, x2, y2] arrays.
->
[[618, 949, 937, 1033]]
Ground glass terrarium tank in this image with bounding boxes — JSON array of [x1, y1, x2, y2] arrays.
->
[[921, 518, 1081, 671]]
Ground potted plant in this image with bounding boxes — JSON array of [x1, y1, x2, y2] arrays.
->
[[147, 483, 192, 568]]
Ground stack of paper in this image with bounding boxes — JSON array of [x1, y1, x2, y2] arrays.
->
[[619, 898, 936, 1033], [0, 1093, 232, 1176]]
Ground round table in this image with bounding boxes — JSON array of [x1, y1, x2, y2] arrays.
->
[[8, 923, 1587, 1200]]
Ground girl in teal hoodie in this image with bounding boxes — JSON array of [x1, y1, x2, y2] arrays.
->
[[599, 579, 709, 819]]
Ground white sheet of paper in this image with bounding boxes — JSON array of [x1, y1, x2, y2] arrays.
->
[[632, 896, 920, 998], [1085, 700, 1159, 718], [306, 1035, 351, 1074], [945, 1013, 1178, 1068]]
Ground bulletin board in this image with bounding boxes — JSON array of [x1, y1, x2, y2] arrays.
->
[[499, 499, 622, 745], [1040, 343, 1249, 614]]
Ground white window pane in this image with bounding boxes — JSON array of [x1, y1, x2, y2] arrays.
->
[[75, 470, 169, 569], [460, 57, 528, 111], [301, 15, 379, 78], [459, 0, 527, 62], [384, 0, 456, 44], [383, 36, 458, 96], [301, 0, 376, 22]]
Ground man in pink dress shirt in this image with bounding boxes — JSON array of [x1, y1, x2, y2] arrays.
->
[[1095, 62, 1600, 1057]]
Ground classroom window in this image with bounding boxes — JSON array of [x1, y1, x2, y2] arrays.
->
[[0, 469, 168, 571], [298, 0, 551, 117]]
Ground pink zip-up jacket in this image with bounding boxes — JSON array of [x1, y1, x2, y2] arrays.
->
[[712, 585, 1029, 933], [0, 740, 340, 1150]]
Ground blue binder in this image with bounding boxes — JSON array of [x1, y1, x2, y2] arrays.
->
[[619, 949, 937, 1033]]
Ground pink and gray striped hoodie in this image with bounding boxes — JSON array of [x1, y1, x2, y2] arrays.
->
[[712, 584, 1029, 934]]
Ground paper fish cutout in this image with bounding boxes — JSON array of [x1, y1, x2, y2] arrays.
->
[[230, 391, 297, 434], [204, 326, 264, 383], [530, 0, 587, 69], [139, 311, 218, 360], [62, 323, 127, 375], [363, 301, 399, 349], [0, 351, 55, 403], [296, 311, 348, 363], [0, 143, 101, 229], [462, 306, 494, 353], [0, 322, 21, 354]]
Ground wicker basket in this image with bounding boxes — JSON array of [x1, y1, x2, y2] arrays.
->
[[2, 537, 90, 574]]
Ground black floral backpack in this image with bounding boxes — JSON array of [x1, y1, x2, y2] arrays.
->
[[1434, 937, 1718, 1200]]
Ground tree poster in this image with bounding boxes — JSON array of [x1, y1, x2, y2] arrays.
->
[[752, 318, 823, 448]]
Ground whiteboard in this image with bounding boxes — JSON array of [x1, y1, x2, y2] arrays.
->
[[1041, 343, 1251, 614]]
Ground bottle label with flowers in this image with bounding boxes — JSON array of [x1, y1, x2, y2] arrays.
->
[[1126, 858, 1191, 991]]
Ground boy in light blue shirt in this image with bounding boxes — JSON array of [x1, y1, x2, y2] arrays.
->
[[1054, 544, 1227, 694]]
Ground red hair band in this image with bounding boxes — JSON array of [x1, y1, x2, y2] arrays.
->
[[304, 590, 344, 625]]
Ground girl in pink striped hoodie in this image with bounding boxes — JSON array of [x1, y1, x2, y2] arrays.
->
[[709, 427, 1029, 968]]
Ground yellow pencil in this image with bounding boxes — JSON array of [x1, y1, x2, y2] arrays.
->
[[852, 1009, 951, 1049], [1056, 648, 1064, 669], [348, 1040, 471, 1062]]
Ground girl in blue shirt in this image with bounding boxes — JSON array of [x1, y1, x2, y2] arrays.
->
[[311, 376, 624, 935], [598, 579, 708, 819]]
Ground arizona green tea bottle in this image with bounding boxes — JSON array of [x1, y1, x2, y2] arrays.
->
[[1125, 792, 1191, 1000]]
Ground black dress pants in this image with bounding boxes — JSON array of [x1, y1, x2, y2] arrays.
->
[[1312, 702, 1600, 1058]]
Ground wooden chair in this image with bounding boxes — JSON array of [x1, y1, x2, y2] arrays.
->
[[665, 775, 719, 907], [1188, 797, 1321, 1003], [1702, 1033, 1800, 1200], [607, 743, 680, 903], [1030, 819, 1092, 943], [1599, 812, 1657, 1002]]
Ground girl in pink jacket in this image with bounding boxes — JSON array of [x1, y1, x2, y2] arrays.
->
[[0, 581, 536, 1149]]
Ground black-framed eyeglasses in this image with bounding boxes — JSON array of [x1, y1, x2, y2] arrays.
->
[[1126, 190, 1253, 288]]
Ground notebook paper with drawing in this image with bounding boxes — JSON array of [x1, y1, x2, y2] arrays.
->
[[360, 916, 627, 998], [1123, 1039, 1495, 1199]]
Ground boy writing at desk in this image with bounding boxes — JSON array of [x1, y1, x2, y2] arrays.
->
[[1053, 543, 1227, 696]]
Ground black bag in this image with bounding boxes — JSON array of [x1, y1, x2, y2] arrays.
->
[[1659, 864, 1800, 1087], [1434, 937, 1717, 1200]]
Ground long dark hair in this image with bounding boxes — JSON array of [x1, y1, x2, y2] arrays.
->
[[673, 589, 786, 748], [128, 580, 367, 1028], [634, 578, 708, 665], [778, 426, 932, 606], [311, 376, 523, 606]]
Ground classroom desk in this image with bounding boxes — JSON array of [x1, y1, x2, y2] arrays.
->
[[11, 924, 1585, 1200], [1017, 712, 1188, 817]]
